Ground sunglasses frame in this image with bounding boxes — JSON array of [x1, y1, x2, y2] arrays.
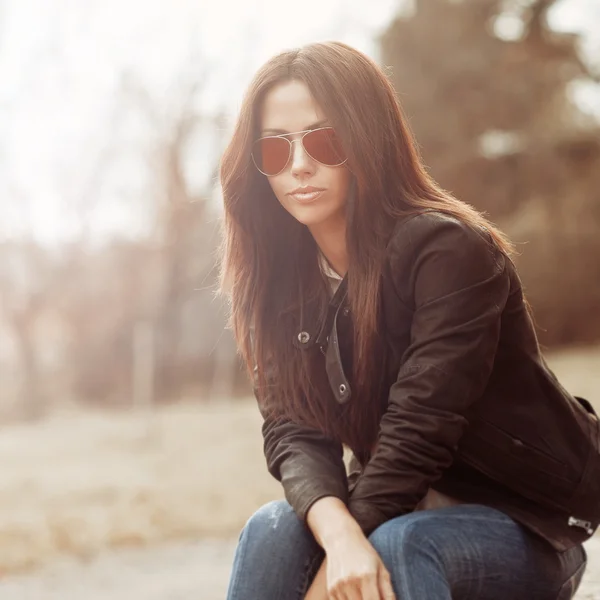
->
[[251, 126, 348, 177]]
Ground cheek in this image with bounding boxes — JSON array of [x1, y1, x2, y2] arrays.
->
[[267, 176, 287, 201], [332, 169, 351, 199]]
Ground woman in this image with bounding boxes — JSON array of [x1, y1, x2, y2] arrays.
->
[[218, 41, 599, 600]]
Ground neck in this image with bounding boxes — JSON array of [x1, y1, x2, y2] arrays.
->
[[309, 218, 348, 278]]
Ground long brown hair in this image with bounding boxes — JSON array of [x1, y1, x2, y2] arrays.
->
[[218, 41, 514, 455]]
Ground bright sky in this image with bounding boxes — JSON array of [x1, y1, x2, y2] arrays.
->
[[0, 0, 598, 245]]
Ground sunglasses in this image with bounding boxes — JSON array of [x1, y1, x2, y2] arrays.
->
[[251, 127, 348, 177]]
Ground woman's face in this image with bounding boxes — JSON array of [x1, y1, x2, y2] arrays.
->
[[258, 80, 351, 236]]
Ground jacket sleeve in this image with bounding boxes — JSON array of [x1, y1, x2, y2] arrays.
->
[[348, 214, 511, 535], [254, 367, 349, 522]]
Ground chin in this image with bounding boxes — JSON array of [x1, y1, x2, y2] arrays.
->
[[285, 201, 337, 226], [289, 209, 333, 228]]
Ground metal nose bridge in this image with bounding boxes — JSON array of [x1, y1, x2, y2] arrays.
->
[[289, 136, 313, 168]]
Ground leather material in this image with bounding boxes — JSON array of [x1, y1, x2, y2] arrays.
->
[[257, 211, 600, 550]]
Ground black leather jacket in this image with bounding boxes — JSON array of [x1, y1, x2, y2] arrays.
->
[[258, 211, 600, 551]]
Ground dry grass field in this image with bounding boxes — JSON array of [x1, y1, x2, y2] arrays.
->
[[0, 398, 281, 574], [0, 344, 598, 598]]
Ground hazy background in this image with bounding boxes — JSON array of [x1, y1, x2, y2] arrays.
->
[[0, 0, 599, 597]]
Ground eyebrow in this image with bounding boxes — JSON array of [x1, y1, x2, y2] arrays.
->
[[260, 120, 329, 136]]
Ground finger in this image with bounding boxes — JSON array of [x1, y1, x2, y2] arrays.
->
[[358, 573, 381, 600], [378, 568, 396, 600], [327, 579, 345, 600], [330, 578, 360, 600], [344, 582, 364, 600]]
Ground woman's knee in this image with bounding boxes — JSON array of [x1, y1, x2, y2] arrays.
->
[[241, 500, 303, 541], [368, 512, 441, 566]]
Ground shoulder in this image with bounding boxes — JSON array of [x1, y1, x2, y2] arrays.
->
[[386, 210, 503, 268], [387, 210, 490, 251], [384, 211, 508, 302]]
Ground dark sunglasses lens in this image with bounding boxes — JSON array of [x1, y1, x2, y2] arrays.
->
[[303, 128, 346, 166], [252, 137, 290, 175]]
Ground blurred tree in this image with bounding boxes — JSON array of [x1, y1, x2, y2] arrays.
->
[[380, 0, 600, 345], [0, 238, 50, 419], [43, 61, 240, 410], [120, 64, 231, 402]]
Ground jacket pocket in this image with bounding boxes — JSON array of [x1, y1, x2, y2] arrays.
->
[[459, 418, 577, 511]]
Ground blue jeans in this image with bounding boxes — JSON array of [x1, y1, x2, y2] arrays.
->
[[226, 500, 587, 600]]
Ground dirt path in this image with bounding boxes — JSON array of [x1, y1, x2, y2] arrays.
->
[[0, 538, 236, 600], [0, 536, 598, 599]]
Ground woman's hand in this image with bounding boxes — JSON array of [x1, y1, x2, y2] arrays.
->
[[324, 529, 395, 600], [305, 544, 395, 600], [305, 496, 395, 599]]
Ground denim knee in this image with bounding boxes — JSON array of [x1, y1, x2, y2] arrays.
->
[[228, 500, 323, 599], [368, 514, 440, 567], [241, 500, 302, 541]]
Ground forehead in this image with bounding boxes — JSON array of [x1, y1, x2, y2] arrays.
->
[[259, 80, 327, 133]]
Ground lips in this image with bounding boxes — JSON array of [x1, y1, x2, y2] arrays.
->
[[288, 187, 326, 204]]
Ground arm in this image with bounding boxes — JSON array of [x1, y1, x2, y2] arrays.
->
[[261, 413, 349, 519], [349, 214, 511, 534], [304, 497, 363, 600], [253, 364, 349, 523], [304, 497, 395, 600], [256, 375, 395, 599]]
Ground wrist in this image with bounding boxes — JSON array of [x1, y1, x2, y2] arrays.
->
[[306, 497, 364, 551], [321, 521, 364, 553]]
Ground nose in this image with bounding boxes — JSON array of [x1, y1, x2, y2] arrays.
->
[[289, 138, 316, 177]]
